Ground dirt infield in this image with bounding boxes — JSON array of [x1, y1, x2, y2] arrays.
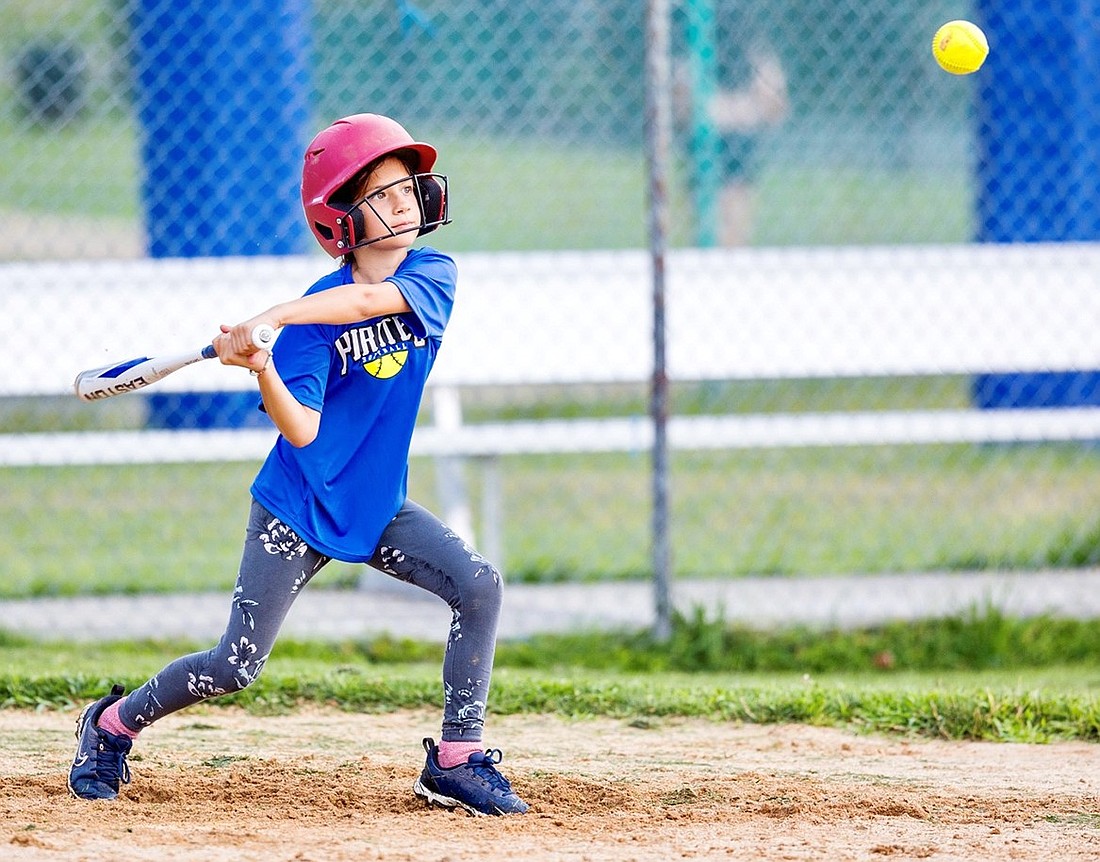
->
[[2, 707, 1098, 861]]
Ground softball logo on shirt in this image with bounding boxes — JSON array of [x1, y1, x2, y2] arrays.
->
[[334, 316, 426, 379], [364, 350, 407, 379]]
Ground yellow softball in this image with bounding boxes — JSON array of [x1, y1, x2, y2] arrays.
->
[[932, 20, 989, 75]]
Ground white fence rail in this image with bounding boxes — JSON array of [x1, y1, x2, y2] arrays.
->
[[4, 243, 1100, 471]]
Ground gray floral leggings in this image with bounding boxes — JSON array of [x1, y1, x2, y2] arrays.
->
[[116, 499, 502, 742]]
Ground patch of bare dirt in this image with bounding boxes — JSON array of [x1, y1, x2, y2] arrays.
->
[[1, 707, 1098, 861]]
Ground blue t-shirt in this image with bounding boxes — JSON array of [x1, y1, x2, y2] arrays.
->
[[251, 246, 456, 562]]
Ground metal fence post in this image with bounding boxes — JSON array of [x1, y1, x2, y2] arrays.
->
[[646, 0, 674, 642]]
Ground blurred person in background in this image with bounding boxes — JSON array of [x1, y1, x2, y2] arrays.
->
[[675, 1, 789, 246]]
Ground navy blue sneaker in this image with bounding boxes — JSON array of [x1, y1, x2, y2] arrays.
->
[[413, 737, 528, 816], [68, 684, 133, 800]]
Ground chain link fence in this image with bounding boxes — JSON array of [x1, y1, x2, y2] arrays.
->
[[3, 0, 1100, 610]]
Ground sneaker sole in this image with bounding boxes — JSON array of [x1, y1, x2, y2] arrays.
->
[[412, 777, 495, 817]]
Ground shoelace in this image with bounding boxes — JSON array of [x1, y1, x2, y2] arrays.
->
[[97, 738, 132, 786], [466, 749, 513, 793]]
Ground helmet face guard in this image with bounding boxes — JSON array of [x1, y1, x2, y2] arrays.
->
[[301, 113, 450, 257], [334, 171, 450, 252]]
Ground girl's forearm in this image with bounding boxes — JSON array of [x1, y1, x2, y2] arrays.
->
[[256, 360, 321, 447], [268, 281, 410, 328]]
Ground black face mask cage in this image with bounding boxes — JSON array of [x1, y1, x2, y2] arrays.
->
[[335, 172, 450, 252]]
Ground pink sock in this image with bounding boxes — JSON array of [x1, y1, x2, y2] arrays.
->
[[437, 740, 482, 769], [97, 700, 140, 740]]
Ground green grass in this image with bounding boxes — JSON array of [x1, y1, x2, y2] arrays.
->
[[10, 375, 1100, 594], [0, 0, 977, 251], [2, 610, 1099, 742], [500, 606, 1100, 674], [0, 119, 973, 252], [753, 166, 974, 246], [3, 439, 1100, 596], [430, 133, 669, 251], [0, 115, 142, 220], [0, 13, 1087, 590], [11, 604, 1099, 678]]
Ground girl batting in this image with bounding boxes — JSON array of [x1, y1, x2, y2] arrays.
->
[[67, 113, 527, 817]]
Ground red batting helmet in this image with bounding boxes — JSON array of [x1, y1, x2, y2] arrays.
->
[[301, 113, 449, 257]]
